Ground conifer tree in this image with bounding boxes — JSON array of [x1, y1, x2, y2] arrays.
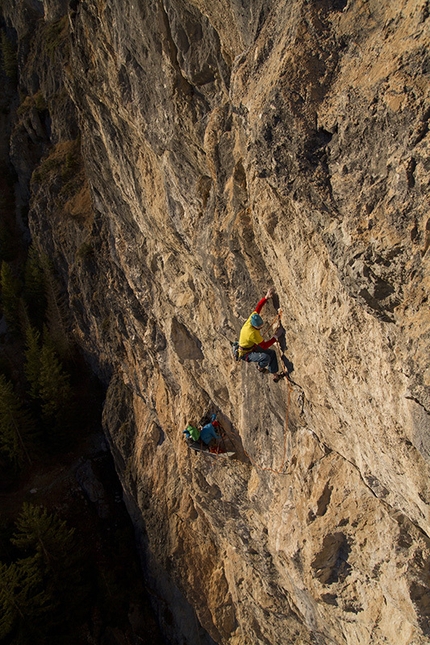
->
[[23, 245, 47, 329], [12, 503, 75, 568], [0, 501, 83, 642], [24, 324, 42, 400], [41, 257, 71, 359], [0, 557, 54, 641], [38, 338, 72, 424], [0, 504, 90, 641], [0, 374, 33, 467], [24, 324, 74, 442]]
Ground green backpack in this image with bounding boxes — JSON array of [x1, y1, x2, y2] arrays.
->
[[184, 424, 200, 441]]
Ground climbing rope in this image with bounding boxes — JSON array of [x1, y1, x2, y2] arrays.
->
[[239, 370, 292, 475], [236, 303, 303, 475], [260, 310, 282, 338], [239, 307, 292, 474], [216, 358, 293, 476]]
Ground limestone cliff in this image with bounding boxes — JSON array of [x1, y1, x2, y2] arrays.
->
[[2, 0, 430, 643]]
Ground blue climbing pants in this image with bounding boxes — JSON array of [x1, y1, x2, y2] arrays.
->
[[245, 347, 278, 374]]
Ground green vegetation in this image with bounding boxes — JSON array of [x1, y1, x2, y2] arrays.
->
[[38, 339, 73, 425], [24, 324, 42, 399], [0, 504, 90, 643], [0, 375, 34, 468], [0, 173, 164, 638], [42, 16, 69, 61], [23, 246, 47, 329], [0, 56, 164, 641], [0, 237, 149, 642], [31, 156, 61, 183], [77, 240, 94, 259], [42, 256, 72, 358], [0, 243, 81, 456]]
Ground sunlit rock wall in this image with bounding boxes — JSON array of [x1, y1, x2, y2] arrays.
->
[[4, 0, 430, 643]]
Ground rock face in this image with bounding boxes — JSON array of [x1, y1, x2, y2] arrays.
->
[[3, 0, 430, 643]]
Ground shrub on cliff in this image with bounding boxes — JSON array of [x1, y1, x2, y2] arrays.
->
[[17, 91, 47, 117], [41, 16, 69, 61]]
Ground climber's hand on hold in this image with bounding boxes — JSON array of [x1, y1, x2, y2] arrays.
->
[[265, 287, 275, 299]]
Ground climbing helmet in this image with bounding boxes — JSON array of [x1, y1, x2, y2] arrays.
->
[[250, 313, 264, 329]]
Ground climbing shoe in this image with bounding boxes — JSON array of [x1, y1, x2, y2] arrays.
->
[[257, 366, 268, 373]]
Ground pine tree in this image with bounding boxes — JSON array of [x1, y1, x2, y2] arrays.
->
[[0, 561, 17, 640], [12, 503, 75, 567], [0, 374, 34, 467], [38, 339, 72, 423], [24, 324, 74, 444], [23, 245, 47, 329], [0, 557, 54, 641], [24, 324, 42, 400], [0, 504, 90, 640], [41, 257, 71, 359]]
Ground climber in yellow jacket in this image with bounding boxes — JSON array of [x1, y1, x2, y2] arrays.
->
[[238, 288, 284, 382]]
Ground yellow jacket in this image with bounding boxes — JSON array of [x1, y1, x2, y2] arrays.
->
[[238, 314, 263, 357], [238, 296, 277, 358]]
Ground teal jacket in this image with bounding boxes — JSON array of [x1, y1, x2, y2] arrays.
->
[[200, 423, 220, 445]]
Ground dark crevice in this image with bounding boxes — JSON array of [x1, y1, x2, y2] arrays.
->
[[405, 394, 430, 417]]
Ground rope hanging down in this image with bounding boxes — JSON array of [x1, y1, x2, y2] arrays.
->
[[240, 376, 292, 475], [238, 307, 298, 474]]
